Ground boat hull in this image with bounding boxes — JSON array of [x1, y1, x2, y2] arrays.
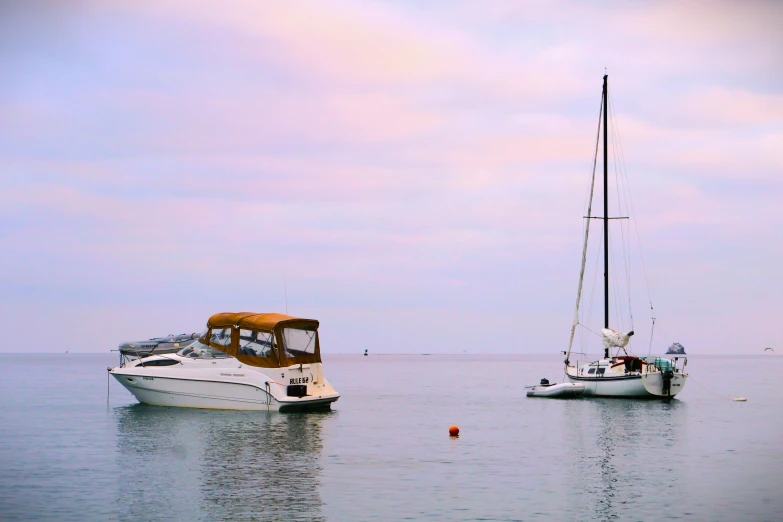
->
[[641, 371, 687, 398], [110, 356, 340, 412], [113, 373, 338, 411], [566, 372, 687, 398]]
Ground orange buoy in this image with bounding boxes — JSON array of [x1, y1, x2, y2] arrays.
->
[[449, 425, 460, 437]]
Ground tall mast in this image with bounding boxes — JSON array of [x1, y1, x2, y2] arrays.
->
[[603, 74, 609, 359]]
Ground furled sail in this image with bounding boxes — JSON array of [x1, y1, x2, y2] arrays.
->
[[602, 328, 634, 348]]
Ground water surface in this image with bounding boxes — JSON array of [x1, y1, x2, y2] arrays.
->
[[1, 353, 781, 520]]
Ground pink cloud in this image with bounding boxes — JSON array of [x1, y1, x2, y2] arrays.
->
[[2, 0, 782, 353], [132, 0, 468, 85], [682, 88, 783, 127]]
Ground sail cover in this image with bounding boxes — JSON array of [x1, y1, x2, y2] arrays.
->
[[602, 328, 634, 349]]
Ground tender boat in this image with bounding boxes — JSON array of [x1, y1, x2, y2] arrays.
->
[[561, 75, 688, 399], [118, 333, 200, 359], [109, 312, 340, 411], [526, 379, 585, 398]]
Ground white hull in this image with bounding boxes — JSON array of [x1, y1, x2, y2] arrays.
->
[[110, 355, 339, 412], [565, 370, 687, 398]]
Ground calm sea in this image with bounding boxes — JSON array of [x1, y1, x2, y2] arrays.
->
[[1, 353, 781, 521]]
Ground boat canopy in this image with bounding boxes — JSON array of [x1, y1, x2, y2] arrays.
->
[[200, 312, 321, 368]]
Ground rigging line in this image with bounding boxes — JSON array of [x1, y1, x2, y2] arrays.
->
[[647, 317, 656, 357], [568, 91, 604, 361], [626, 173, 654, 312], [608, 97, 634, 329], [581, 230, 598, 356], [607, 95, 633, 331], [583, 196, 605, 351], [608, 232, 619, 329], [617, 115, 634, 331], [609, 96, 634, 223], [578, 93, 606, 219], [584, 222, 603, 349], [610, 96, 654, 314], [577, 323, 603, 338], [617, 258, 627, 332], [607, 232, 626, 331]]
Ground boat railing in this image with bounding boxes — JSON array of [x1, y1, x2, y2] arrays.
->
[[643, 356, 686, 375]]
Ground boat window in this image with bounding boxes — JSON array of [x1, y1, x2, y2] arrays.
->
[[597, 368, 605, 375], [282, 328, 317, 358], [136, 358, 179, 367], [210, 327, 232, 348], [198, 347, 231, 358], [238, 329, 277, 359], [587, 368, 596, 374]]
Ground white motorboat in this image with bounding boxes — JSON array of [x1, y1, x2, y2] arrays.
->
[[561, 75, 688, 399], [526, 380, 585, 398], [110, 312, 340, 411]]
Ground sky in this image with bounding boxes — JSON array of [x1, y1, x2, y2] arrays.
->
[[1, 0, 781, 354]]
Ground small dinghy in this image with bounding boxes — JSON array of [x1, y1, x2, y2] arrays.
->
[[526, 378, 585, 398], [118, 333, 200, 358]]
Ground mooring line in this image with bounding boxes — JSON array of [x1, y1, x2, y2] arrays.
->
[[687, 374, 741, 402]]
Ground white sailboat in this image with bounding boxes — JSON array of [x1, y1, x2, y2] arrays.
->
[[563, 75, 688, 399]]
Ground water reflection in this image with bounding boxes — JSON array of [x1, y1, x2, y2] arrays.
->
[[563, 399, 687, 521], [114, 405, 332, 521]]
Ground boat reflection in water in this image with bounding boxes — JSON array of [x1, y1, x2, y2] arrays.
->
[[562, 399, 687, 521], [114, 404, 331, 521]]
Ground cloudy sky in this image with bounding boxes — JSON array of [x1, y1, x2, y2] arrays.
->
[[1, 1, 781, 354]]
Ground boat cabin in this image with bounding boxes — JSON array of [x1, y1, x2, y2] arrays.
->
[[199, 312, 321, 368]]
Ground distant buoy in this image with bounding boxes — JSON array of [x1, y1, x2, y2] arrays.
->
[[733, 397, 747, 402], [449, 425, 460, 437]]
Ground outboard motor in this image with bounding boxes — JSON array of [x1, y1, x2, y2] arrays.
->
[[662, 370, 674, 397], [540, 378, 550, 386]]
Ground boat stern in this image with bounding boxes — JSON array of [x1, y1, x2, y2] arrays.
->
[[642, 371, 687, 398]]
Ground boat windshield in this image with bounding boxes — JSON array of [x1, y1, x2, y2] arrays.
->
[[178, 340, 231, 359], [282, 328, 317, 359]]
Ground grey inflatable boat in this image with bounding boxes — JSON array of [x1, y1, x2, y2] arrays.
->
[[118, 333, 199, 358]]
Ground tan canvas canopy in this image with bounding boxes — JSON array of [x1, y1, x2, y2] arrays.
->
[[200, 312, 321, 368]]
